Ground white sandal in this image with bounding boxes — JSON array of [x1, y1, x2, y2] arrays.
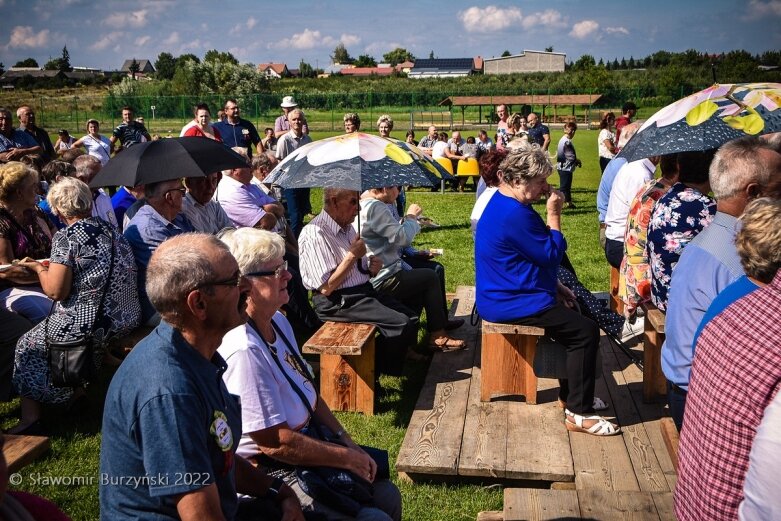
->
[[557, 396, 610, 411], [564, 409, 621, 436]]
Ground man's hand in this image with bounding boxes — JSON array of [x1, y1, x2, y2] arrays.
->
[[405, 203, 422, 219], [367, 255, 382, 277], [262, 203, 285, 219], [344, 446, 377, 483], [256, 213, 278, 231], [280, 496, 306, 521], [348, 237, 367, 259]]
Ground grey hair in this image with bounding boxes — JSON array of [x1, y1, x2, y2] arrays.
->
[[46, 177, 93, 219], [709, 136, 773, 200], [616, 121, 643, 149], [498, 146, 552, 185], [736, 197, 781, 283], [376, 114, 393, 130], [144, 179, 180, 199], [763, 132, 781, 153], [146, 233, 229, 325], [323, 188, 356, 209], [72, 154, 101, 177], [218, 227, 285, 274]]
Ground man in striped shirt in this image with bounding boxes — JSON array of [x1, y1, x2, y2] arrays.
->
[[298, 188, 419, 375]]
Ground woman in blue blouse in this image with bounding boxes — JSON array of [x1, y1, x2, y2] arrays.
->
[[475, 147, 620, 436]]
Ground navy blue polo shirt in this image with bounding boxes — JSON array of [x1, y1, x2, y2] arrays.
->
[[99, 321, 242, 521], [213, 119, 261, 158], [527, 123, 550, 148]]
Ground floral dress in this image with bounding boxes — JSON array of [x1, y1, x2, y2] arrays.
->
[[646, 183, 716, 312], [618, 180, 670, 315], [13, 217, 141, 404]]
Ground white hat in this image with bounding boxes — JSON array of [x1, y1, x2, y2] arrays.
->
[[280, 96, 298, 108]]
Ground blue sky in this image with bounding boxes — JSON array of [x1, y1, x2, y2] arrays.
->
[[0, 0, 779, 71]]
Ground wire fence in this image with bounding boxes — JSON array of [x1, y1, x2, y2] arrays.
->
[[17, 87, 676, 136]]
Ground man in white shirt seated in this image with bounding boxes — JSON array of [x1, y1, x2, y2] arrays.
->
[[181, 172, 233, 234]]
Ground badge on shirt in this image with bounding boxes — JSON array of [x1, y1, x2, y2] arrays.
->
[[210, 410, 234, 475]]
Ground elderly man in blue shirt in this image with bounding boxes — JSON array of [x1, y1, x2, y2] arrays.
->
[[0, 107, 41, 162], [662, 136, 781, 430]]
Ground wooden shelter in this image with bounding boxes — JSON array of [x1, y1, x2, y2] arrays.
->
[[439, 94, 603, 126]]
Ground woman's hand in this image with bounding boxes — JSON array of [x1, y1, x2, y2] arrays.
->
[[557, 281, 577, 309], [0, 265, 39, 285], [546, 190, 565, 215], [405, 203, 422, 219], [17, 259, 46, 274]]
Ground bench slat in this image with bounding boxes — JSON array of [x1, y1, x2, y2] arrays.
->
[[302, 322, 376, 355], [504, 489, 580, 521], [482, 321, 544, 336], [504, 489, 670, 520], [3, 434, 50, 473]]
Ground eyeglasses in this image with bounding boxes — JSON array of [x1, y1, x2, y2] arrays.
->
[[245, 260, 288, 280], [192, 271, 243, 292], [165, 187, 186, 197]]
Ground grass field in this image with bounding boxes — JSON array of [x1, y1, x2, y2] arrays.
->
[[1, 128, 614, 520]]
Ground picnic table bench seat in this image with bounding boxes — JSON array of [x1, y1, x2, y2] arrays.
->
[[641, 302, 667, 402], [3, 434, 50, 473], [302, 321, 377, 416]]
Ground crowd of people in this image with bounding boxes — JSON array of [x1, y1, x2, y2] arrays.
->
[[1, 92, 780, 521]]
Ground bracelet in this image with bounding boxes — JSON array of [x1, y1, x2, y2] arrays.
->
[[265, 476, 285, 500]]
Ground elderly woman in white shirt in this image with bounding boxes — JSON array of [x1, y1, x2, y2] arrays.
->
[[217, 228, 401, 521]]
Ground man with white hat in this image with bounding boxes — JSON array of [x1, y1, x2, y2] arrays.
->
[[274, 96, 309, 138]]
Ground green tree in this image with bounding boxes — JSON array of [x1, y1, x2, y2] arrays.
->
[[429, 50, 435, 59], [299, 59, 316, 78], [573, 54, 596, 70], [44, 57, 60, 70], [545, 46, 554, 52], [331, 43, 353, 64], [612, 58, 619, 69], [154, 52, 178, 80], [382, 47, 415, 66], [129, 58, 140, 80], [354, 54, 377, 68], [204, 49, 239, 65], [501, 50, 511, 57], [628, 56, 635, 68], [177, 53, 201, 66], [598, 58, 604, 67], [0, 63, 4, 75], [14, 58, 39, 68], [59, 45, 72, 72]]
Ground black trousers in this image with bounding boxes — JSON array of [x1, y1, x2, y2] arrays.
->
[[604, 237, 624, 269], [512, 304, 600, 414], [312, 283, 419, 376], [374, 268, 446, 332]]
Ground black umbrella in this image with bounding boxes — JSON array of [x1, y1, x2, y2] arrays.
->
[[89, 137, 248, 188]]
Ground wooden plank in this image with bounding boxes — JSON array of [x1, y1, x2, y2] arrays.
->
[[459, 334, 509, 478], [577, 489, 661, 520], [481, 329, 538, 403], [659, 418, 679, 471], [396, 286, 478, 476], [302, 322, 376, 355], [476, 511, 503, 521], [645, 306, 666, 335], [604, 339, 678, 491], [503, 489, 580, 521], [651, 492, 674, 520], [482, 321, 544, 336], [3, 435, 51, 473], [600, 337, 670, 493], [505, 382, 574, 482]]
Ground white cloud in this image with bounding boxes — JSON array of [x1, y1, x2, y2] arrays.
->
[[570, 20, 599, 39], [90, 31, 124, 51], [744, 0, 781, 19], [459, 6, 523, 33], [521, 9, 567, 30], [605, 26, 629, 35], [246, 17, 257, 29], [162, 32, 180, 46], [135, 35, 151, 46], [104, 9, 149, 29], [230, 16, 258, 35], [6, 26, 50, 48], [271, 29, 359, 50], [339, 34, 361, 46]]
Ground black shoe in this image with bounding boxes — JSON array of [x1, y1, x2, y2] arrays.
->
[[445, 318, 465, 330]]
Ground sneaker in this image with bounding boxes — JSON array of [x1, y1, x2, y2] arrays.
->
[[621, 316, 644, 342]]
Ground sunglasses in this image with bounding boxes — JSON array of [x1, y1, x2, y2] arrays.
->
[[245, 260, 288, 280]]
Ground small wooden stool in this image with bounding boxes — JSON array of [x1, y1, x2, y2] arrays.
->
[[660, 417, 680, 470], [302, 322, 377, 416], [3, 434, 50, 473], [609, 266, 624, 315], [481, 320, 545, 404], [641, 302, 667, 402]]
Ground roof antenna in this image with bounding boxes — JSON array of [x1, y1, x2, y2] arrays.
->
[[711, 62, 717, 84]]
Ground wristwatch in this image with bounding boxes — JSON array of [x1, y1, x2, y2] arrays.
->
[[265, 476, 285, 500]]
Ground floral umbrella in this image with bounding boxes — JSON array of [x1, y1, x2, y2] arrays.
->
[[617, 83, 781, 162], [264, 132, 454, 191]]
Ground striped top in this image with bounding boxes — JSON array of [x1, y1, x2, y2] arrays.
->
[[298, 210, 369, 291]]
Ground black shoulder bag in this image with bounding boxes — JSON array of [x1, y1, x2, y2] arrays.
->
[[247, 318, 389, 516], [46, 233, 115, 388]]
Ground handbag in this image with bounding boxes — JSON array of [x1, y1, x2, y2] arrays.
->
[[46, 233, 115, 388], [248, 318, 389, 516]]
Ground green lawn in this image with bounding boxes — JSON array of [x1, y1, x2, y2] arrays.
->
[[2, 129, 610, 520]]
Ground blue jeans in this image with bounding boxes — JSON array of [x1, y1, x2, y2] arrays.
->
[[283, 188, 311, 237], [667, 380, 687, 431]]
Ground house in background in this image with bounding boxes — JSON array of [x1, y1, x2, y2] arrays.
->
[[257, 63, 290, 79], [120, 59, 155, 79], [483, 50, 566, 75], [408, 58, 478, 79]]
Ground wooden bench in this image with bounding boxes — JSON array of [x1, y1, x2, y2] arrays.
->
[[302, 321, 377, 416], [503, 488, 673, 520], [481, 320, 545, 404], [641, 302, 667, 403], [3, 434, 51, 473], [609, 266, 624, 315], [660, 417, 679, 471]]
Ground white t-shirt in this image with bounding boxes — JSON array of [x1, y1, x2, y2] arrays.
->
[[598, 129, 615, 159], [470, 186, 498, 236], [432, 141, 448, 159], [604, 159, 656, 241], [218, 312, 317, 459]]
